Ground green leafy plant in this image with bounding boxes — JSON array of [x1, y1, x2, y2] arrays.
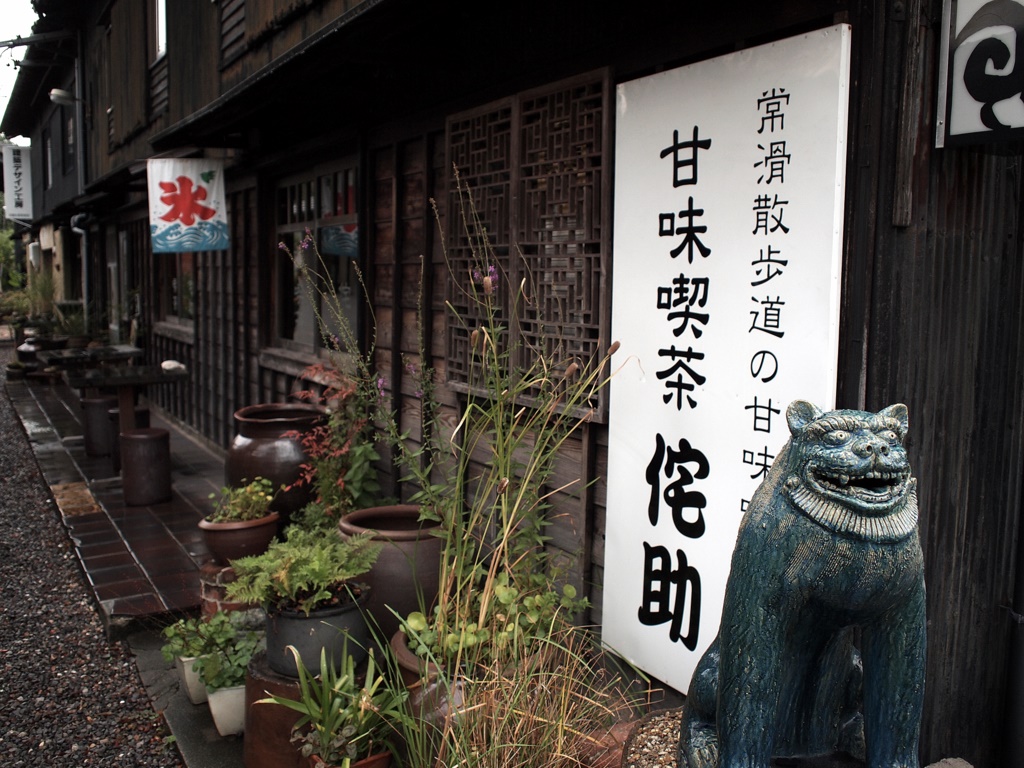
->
[[259, 643, 411, 766], [288, 361, 384, 525], [225, 526, 381, 615], [160, 614, 227, 662], [170, 611, 264, 691], [388, 168, 616, 670], [206, 476, 277, 523], [288, 166, 637, 767]]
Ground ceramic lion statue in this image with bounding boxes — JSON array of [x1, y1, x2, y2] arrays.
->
[[678, 400, 926, 768]]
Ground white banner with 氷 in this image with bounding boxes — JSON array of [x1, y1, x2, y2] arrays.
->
[[603, 25, 851, 693], [2, 144, 33, 220], [147, 158, 229, 252]]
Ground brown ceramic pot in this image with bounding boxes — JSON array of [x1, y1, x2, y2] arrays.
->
[[198, 511, 280, 565], [337, 505, 443, 643], [225, 403, 327, 523]]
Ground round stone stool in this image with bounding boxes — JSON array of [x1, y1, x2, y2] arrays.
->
[[121, 428, 171, 506], [81, 396, 118, 456], [108, 407, 151, 472]]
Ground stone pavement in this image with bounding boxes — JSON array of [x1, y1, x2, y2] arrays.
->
[[4, 353, 243, 768]]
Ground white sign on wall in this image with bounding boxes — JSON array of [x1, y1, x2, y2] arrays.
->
[[2, 144, 33, 220], [603, 25, 851, 693], [936, 0, 1024, 146]]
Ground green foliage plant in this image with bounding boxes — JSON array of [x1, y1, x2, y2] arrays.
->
[[0, 289, 30, 318], [391, 167, 620, 671], [277, 166, 637, 766], [225, 527, 381, 615], [259, 643, 411, 766], [288, 361, 383, 524], [205, 476, 277, 523], [275, 230, 388, 527], [392, 622, 645, 768], [167, 611, 264, 691]]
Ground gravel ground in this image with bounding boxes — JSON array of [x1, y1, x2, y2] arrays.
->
[[0, 361, 184, 767]]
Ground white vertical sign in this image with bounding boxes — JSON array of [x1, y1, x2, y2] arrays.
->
[[603, 25, 851, 693], [2, 144, 33, 220]]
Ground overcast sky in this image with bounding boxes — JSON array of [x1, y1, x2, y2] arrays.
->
[[1, 0, 42, 145]]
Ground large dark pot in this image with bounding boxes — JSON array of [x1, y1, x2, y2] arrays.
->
[[225, 403, 327, 524], [266, 587, 372, 678], [198, 512, 280, 565], [338, 505, 444, 643]]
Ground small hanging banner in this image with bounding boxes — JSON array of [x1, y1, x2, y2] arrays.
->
[[2, 144, 34, 220], [147, 158, 229, 252]]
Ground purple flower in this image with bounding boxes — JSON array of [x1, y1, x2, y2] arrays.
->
[[473, 264, 499, 296]]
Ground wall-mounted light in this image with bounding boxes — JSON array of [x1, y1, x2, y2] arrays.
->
[[48, 88, 77, 106]]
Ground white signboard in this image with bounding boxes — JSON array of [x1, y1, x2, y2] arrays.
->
[[603, 25, 851, 693], [936, 0, 1024, 146], [147, 158, 229, 252], [2, 144, 33, 220]]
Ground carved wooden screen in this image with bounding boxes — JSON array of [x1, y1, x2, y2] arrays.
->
[[445, 71, 611, 419]]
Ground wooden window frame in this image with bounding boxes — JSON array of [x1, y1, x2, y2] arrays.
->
[[444, 69, 613, 421]]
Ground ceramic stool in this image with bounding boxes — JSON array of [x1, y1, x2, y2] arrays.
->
[[121, 428, 171, 505], [81, 396, 118, 456], [108, 407, 150, 472]]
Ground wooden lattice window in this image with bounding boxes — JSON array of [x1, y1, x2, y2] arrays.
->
[[445, 71, 611, 419]]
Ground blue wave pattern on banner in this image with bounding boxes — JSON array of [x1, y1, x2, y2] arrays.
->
[[321, 225, 358, 257], [151, 220, 230, 252]]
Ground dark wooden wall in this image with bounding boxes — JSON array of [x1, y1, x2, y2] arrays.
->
[[838, 1, 1024, 764]]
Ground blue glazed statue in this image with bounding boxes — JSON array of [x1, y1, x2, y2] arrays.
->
[[678, 400, 926, 768]]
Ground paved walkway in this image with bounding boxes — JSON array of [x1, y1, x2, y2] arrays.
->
[[5, 361, 244, 768], [6, 375, 223, 630]]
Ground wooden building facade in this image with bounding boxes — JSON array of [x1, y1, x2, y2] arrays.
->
[[3, 0, 1023, 765]]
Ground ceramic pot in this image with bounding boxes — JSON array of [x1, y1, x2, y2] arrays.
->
[[266, 587, 372, 677], [207, 684, 247, 736], [225, 403, 327, 523], [338, 505, 443, 642], [175, 655, 208, 705], [389, 630, 463, 724], [199, 511, 280, 565], [244, 651, 303, 768]]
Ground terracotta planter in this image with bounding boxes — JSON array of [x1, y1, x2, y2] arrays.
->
[[199, 512, 280, 565], [225, 403, 327, 523], [338, 505, 443, 642], [389, 630, 463, 724], [266, 587, 372, 677], [244, 651, 304, 768]]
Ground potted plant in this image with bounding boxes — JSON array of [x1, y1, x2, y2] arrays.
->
[[281, 170, 638, 767], [225, 526, 381, 677], [259, 643, 411, 768], [198, 476, 281, 565], [288, 362, 384, 525], [5, 359, 27, 380], [189, 612, 265, 736], [159, 612, 249, 705], [225, 402, 328, 524]]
